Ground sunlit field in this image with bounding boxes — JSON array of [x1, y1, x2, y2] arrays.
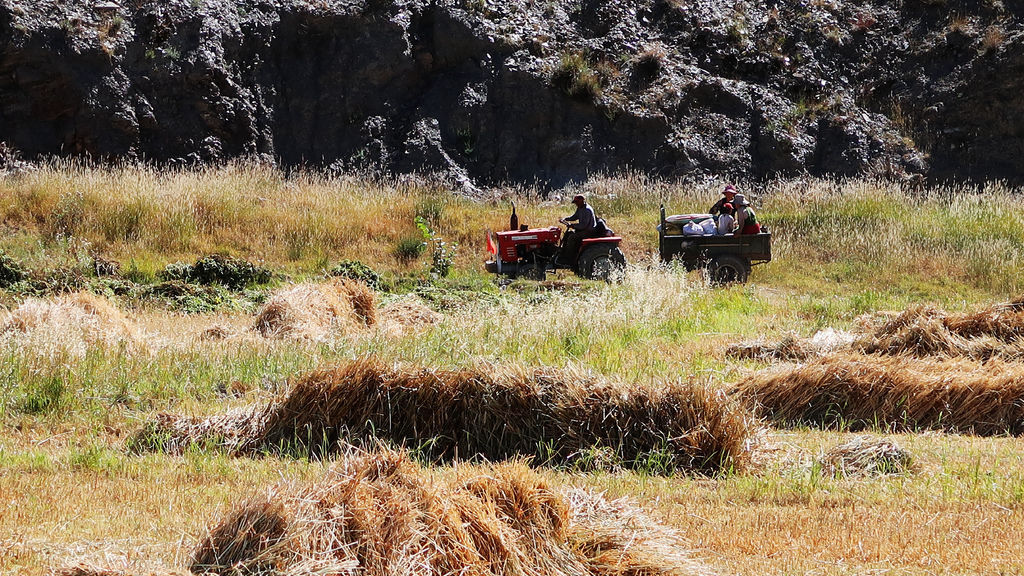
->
[[1, 164, 1023, 575]]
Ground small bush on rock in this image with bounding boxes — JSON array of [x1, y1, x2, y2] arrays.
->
[[551, 52, 603, 102]]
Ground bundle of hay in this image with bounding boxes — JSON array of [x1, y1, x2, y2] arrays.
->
[[190, 450, 712, 576], [135, 357, 755, 474], [377, 295, 442, 335], [733, 352, 1024, 435], [199, 323, 236, 341], [55, 563, 186, 576], [853, 300, 1024, 359], [855, 305, 970, 357], [818, 435, 914, 477], [56, 567, 126, 576], [129, 410, 266, 455], [728, 328, 855, 361], [254, 278, 376, 339], [56, 567, 183, 576], [0, 292, 143, 353], [944, 297, 1024, 342]]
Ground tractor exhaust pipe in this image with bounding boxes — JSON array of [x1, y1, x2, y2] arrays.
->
[[509, 201, 519, 231]]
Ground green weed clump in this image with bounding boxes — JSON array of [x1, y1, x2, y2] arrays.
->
[[328, 259, 382, 290], [160, 254, 272, 290], [147, 281, 252, 314], [0, 252, 26, 288], [392, 235, 426, 262]]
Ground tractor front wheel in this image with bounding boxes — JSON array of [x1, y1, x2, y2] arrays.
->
[[516, 262, 546, 280], [578, 245, 626, 281]]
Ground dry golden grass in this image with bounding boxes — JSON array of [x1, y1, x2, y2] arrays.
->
[[0, 162, 500, 272], [189, 450, 708, 576], [133, 357, 755, 474], [734, 352, 1024, 435], [197, 323, 235, 342], [254, 278, 376, 340], [4, 429, 1023, 576]]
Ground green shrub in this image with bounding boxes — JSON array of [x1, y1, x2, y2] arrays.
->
[[148, 280, 250, 314], [0, 253, 26, 288], [160, 254, 272, 290], [416, 217, 457, 278], [329, 260, 382, 290]]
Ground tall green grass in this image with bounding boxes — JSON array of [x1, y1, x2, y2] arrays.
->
[[3, 164, 1023, 301]]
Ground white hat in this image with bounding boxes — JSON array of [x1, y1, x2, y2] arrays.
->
[[733, 193, 750, 206]]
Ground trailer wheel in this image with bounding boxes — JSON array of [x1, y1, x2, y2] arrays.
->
[[579, 246, 626, 281], [707, 255, 751, 285]]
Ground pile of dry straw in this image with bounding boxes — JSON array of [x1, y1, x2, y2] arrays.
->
[[254, 277, 377, 339], [856, 302, 1024, 359], [0, 292, 144, 353], [731, 298, 1024, 362], [734, 352, 1024, 435], [818, 435, 914, 477], [252, 279, 441, 340], [188, 450, 711, 576], [730, 298, 1024, 435], [135, 357, 755, 474]]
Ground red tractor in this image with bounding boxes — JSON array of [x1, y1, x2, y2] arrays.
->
[[484, 204, 626, 280]]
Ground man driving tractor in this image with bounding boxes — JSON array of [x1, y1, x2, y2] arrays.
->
[[556, 194, 596, 266]]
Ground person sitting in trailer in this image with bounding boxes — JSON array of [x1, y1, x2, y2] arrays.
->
[[733, 194, 762, 235]]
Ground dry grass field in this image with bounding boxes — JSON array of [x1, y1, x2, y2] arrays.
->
[[2, 164, 1024, 575]]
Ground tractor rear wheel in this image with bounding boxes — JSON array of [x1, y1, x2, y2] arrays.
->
[[707, 255, 751, 285], [578, 245, 626, 281]]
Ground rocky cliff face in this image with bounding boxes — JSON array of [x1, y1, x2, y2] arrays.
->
[[0, 0, 1020, 188]]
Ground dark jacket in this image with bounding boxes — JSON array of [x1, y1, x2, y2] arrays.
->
[[565, 204, 596, 231], [709, 196, 734, 217]]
